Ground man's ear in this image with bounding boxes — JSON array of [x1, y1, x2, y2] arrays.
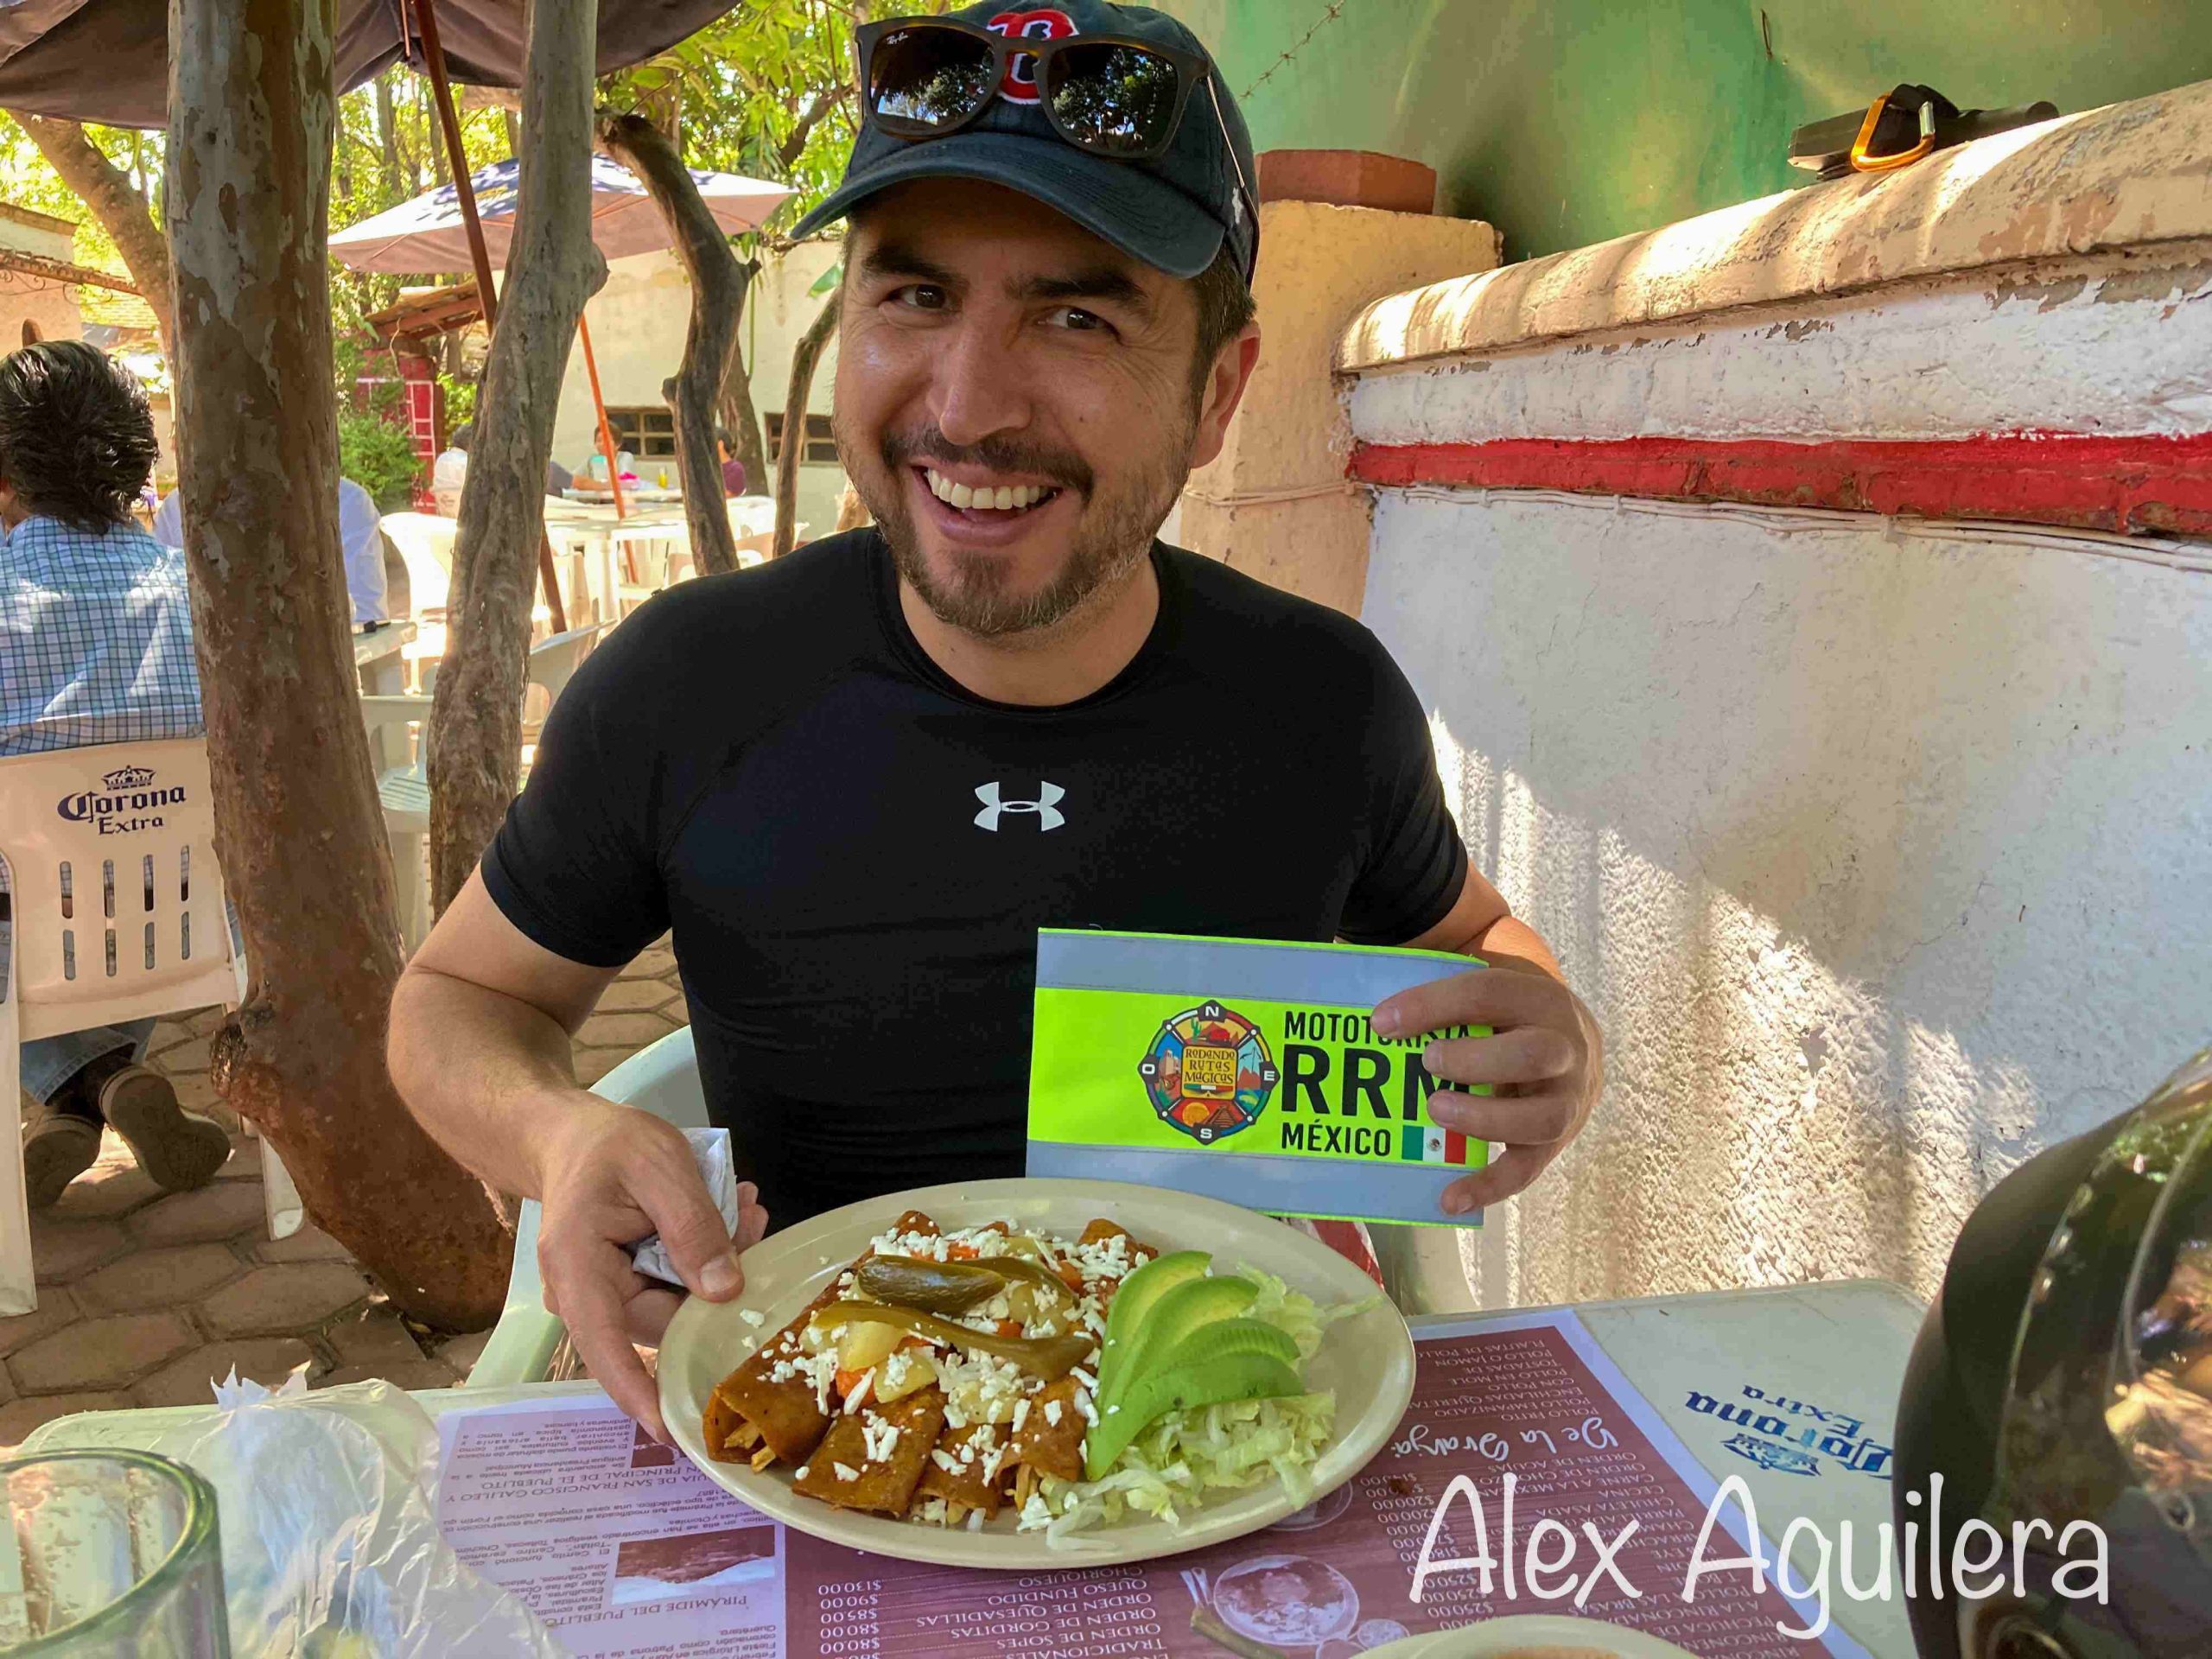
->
[[1188, 321, 1262, 473]]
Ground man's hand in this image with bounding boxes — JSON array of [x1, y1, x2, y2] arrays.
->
[[532, 1094, 771, 1441], [1372, 951, 1600, 1216]]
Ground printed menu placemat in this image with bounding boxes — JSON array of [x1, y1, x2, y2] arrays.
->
[[435, 1311, 1866, 1657]]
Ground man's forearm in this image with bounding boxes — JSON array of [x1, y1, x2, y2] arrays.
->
[[386, 966, 597, 1198], [1458, 911, 1564, 982]]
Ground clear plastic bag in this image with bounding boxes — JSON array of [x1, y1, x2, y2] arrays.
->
[[35, 1372, 561, 1658]]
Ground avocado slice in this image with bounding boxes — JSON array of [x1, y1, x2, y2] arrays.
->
[[1098, 1274, 1258, 1414], [1082, 1320, 1305, 1479], [1096, 1249, 1208, 1387]]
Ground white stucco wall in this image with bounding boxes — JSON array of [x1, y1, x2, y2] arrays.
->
[[550, 239, 847, 536], [1362, 492, 2211, 1309], [1337, 118, 2212, 1311]]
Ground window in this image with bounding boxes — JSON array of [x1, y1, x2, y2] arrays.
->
[[604, 406, 677, 459], [766, 412, 840, 467]]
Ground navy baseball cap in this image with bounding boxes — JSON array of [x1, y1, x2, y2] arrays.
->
[[790, 2, 1258, 282]]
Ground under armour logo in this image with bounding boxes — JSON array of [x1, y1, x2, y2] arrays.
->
[[974, 781, 1065, 832]]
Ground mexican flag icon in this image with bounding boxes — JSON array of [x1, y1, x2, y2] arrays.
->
[[1402, 1123, 1470, 1166]]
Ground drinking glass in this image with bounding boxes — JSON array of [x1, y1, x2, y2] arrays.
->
[[0, 1449, 227, 1656]]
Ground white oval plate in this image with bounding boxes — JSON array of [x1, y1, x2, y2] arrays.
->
[[658, 1177, 1414, 1570], [1365, 1612, 1702, 1658]]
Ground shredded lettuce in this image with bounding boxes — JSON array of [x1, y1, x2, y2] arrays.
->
[[1026, 1266, 1374, 1546]]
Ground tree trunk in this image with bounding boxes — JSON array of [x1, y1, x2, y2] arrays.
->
[[718, 270, 769, 499], [774, 285, 839, 559], [426, 0, 605, 912], [168, 0, 507, 1331], [376, 73, 399, 195], [598, 111, 747, 577], [10, 112, 174, 359]]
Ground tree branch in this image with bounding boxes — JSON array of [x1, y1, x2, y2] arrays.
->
[[8, 111, 173, 358], [775, 285, 840, 559], [776, 83, 850, 171], [598, 108, 748, 576]]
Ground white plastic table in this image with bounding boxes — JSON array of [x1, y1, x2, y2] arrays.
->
[[352, 620, 415, 696], [23, 1279, 1922, 1656], [543, 499, 690, 624]]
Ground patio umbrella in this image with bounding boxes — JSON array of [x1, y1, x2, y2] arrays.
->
[[333, 156, 791, 520], [331, 155, 791, 275], [0, 0, 740, 129]]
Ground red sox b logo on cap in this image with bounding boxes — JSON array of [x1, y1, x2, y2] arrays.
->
[[986, 8, 1076, 104]]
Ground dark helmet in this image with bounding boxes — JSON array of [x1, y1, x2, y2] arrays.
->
[[1896, 1044, 2212, 1656]]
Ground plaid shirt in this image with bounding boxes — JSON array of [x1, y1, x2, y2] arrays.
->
[[0, 514, 203, 758]]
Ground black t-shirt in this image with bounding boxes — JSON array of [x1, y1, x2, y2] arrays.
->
[[483, 531, 1467, 1225]]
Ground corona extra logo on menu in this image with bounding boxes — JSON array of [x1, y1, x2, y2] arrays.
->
[[55, 765, 186, 836], [1138, 1001, 1280, 1145]]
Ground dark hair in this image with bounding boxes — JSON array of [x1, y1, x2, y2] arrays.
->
[[1187, 241, 1256, 407], [715, 424, 735, 450], [0, 340, 158, 532], [451, 421, 474, 451]]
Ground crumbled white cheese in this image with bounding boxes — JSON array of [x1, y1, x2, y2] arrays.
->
[[1012, 1398, 1031, 1433], [1017, 1492, 1054, 1531], [833, 1462, 860, 1483], [842, 1369, 874, 1414], [738, 1308, 764, 1327], [1071, 1368, 1096, 1393], [1043, 1400, 1063, 1428], [795, 1465, 810, 1480], [931, 1447, 960, 1473], [861, 1412, 901, 1463]]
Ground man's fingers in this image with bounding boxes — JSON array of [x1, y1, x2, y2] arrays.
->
[[1423, 1027, 1578, 1089], [1440, 1142, 1558, 1216], [1427, 1086, 1578, 1147], [1374, 966, 1569, 1043], [627, 1139, 745, 1300], [734, 1183, 771, 1255], [547, 1249, 667, 1440], [625, 1285, 684, 1350]]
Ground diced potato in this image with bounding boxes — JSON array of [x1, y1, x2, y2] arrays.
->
[[837, 1319, 904, 1372], [873, 1349, 938, 1403]]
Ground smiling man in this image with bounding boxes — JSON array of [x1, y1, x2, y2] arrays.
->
[[388, 0, 1600, 1438]]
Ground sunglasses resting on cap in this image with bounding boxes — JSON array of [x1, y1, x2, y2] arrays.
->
[[791, 1, 1260, 284]]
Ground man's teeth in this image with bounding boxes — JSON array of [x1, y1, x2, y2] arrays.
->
[[924, 468, 1052, 512]]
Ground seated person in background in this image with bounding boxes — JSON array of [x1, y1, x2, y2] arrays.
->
[[156, 474, 386, 628], [431, 421, 471, 515], [717, 426, 747, 497], [0, 340, 232, 1205], [546, 457, 574, 496], [569, 447, 639, 498]]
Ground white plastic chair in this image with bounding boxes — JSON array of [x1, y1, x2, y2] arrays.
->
[[0, 740, 302, 1314], [607, 525, 689, 617], [378, 512, 454, 687], [465, 1025, 703, 1389], [365, 623, 609, 955]]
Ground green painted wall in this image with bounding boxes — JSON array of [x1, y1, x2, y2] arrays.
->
[[1164, 1, 2212, 260]]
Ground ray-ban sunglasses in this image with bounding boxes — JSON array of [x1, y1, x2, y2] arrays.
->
[[855, 16, 1255, 210]]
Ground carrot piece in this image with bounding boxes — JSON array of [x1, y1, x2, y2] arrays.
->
[[835, 1366, 868, 1399]]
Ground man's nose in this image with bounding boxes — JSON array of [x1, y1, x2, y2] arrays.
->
[[930, 321, 1033, 449]]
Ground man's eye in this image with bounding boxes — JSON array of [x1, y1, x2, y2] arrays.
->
[[1045, 307, 1110, 334], [893, 284, 949, 311]]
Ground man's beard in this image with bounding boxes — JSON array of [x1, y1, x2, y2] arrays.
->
[[842, 417, 1192, 639]]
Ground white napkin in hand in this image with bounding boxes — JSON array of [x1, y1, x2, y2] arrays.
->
[[625, 1127, 738, 1288]]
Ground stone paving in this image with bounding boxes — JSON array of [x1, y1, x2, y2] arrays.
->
[[0, 944, 687, 1447]]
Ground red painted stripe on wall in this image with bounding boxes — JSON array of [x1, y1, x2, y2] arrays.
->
[[1347, 433, 2212, 537]]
